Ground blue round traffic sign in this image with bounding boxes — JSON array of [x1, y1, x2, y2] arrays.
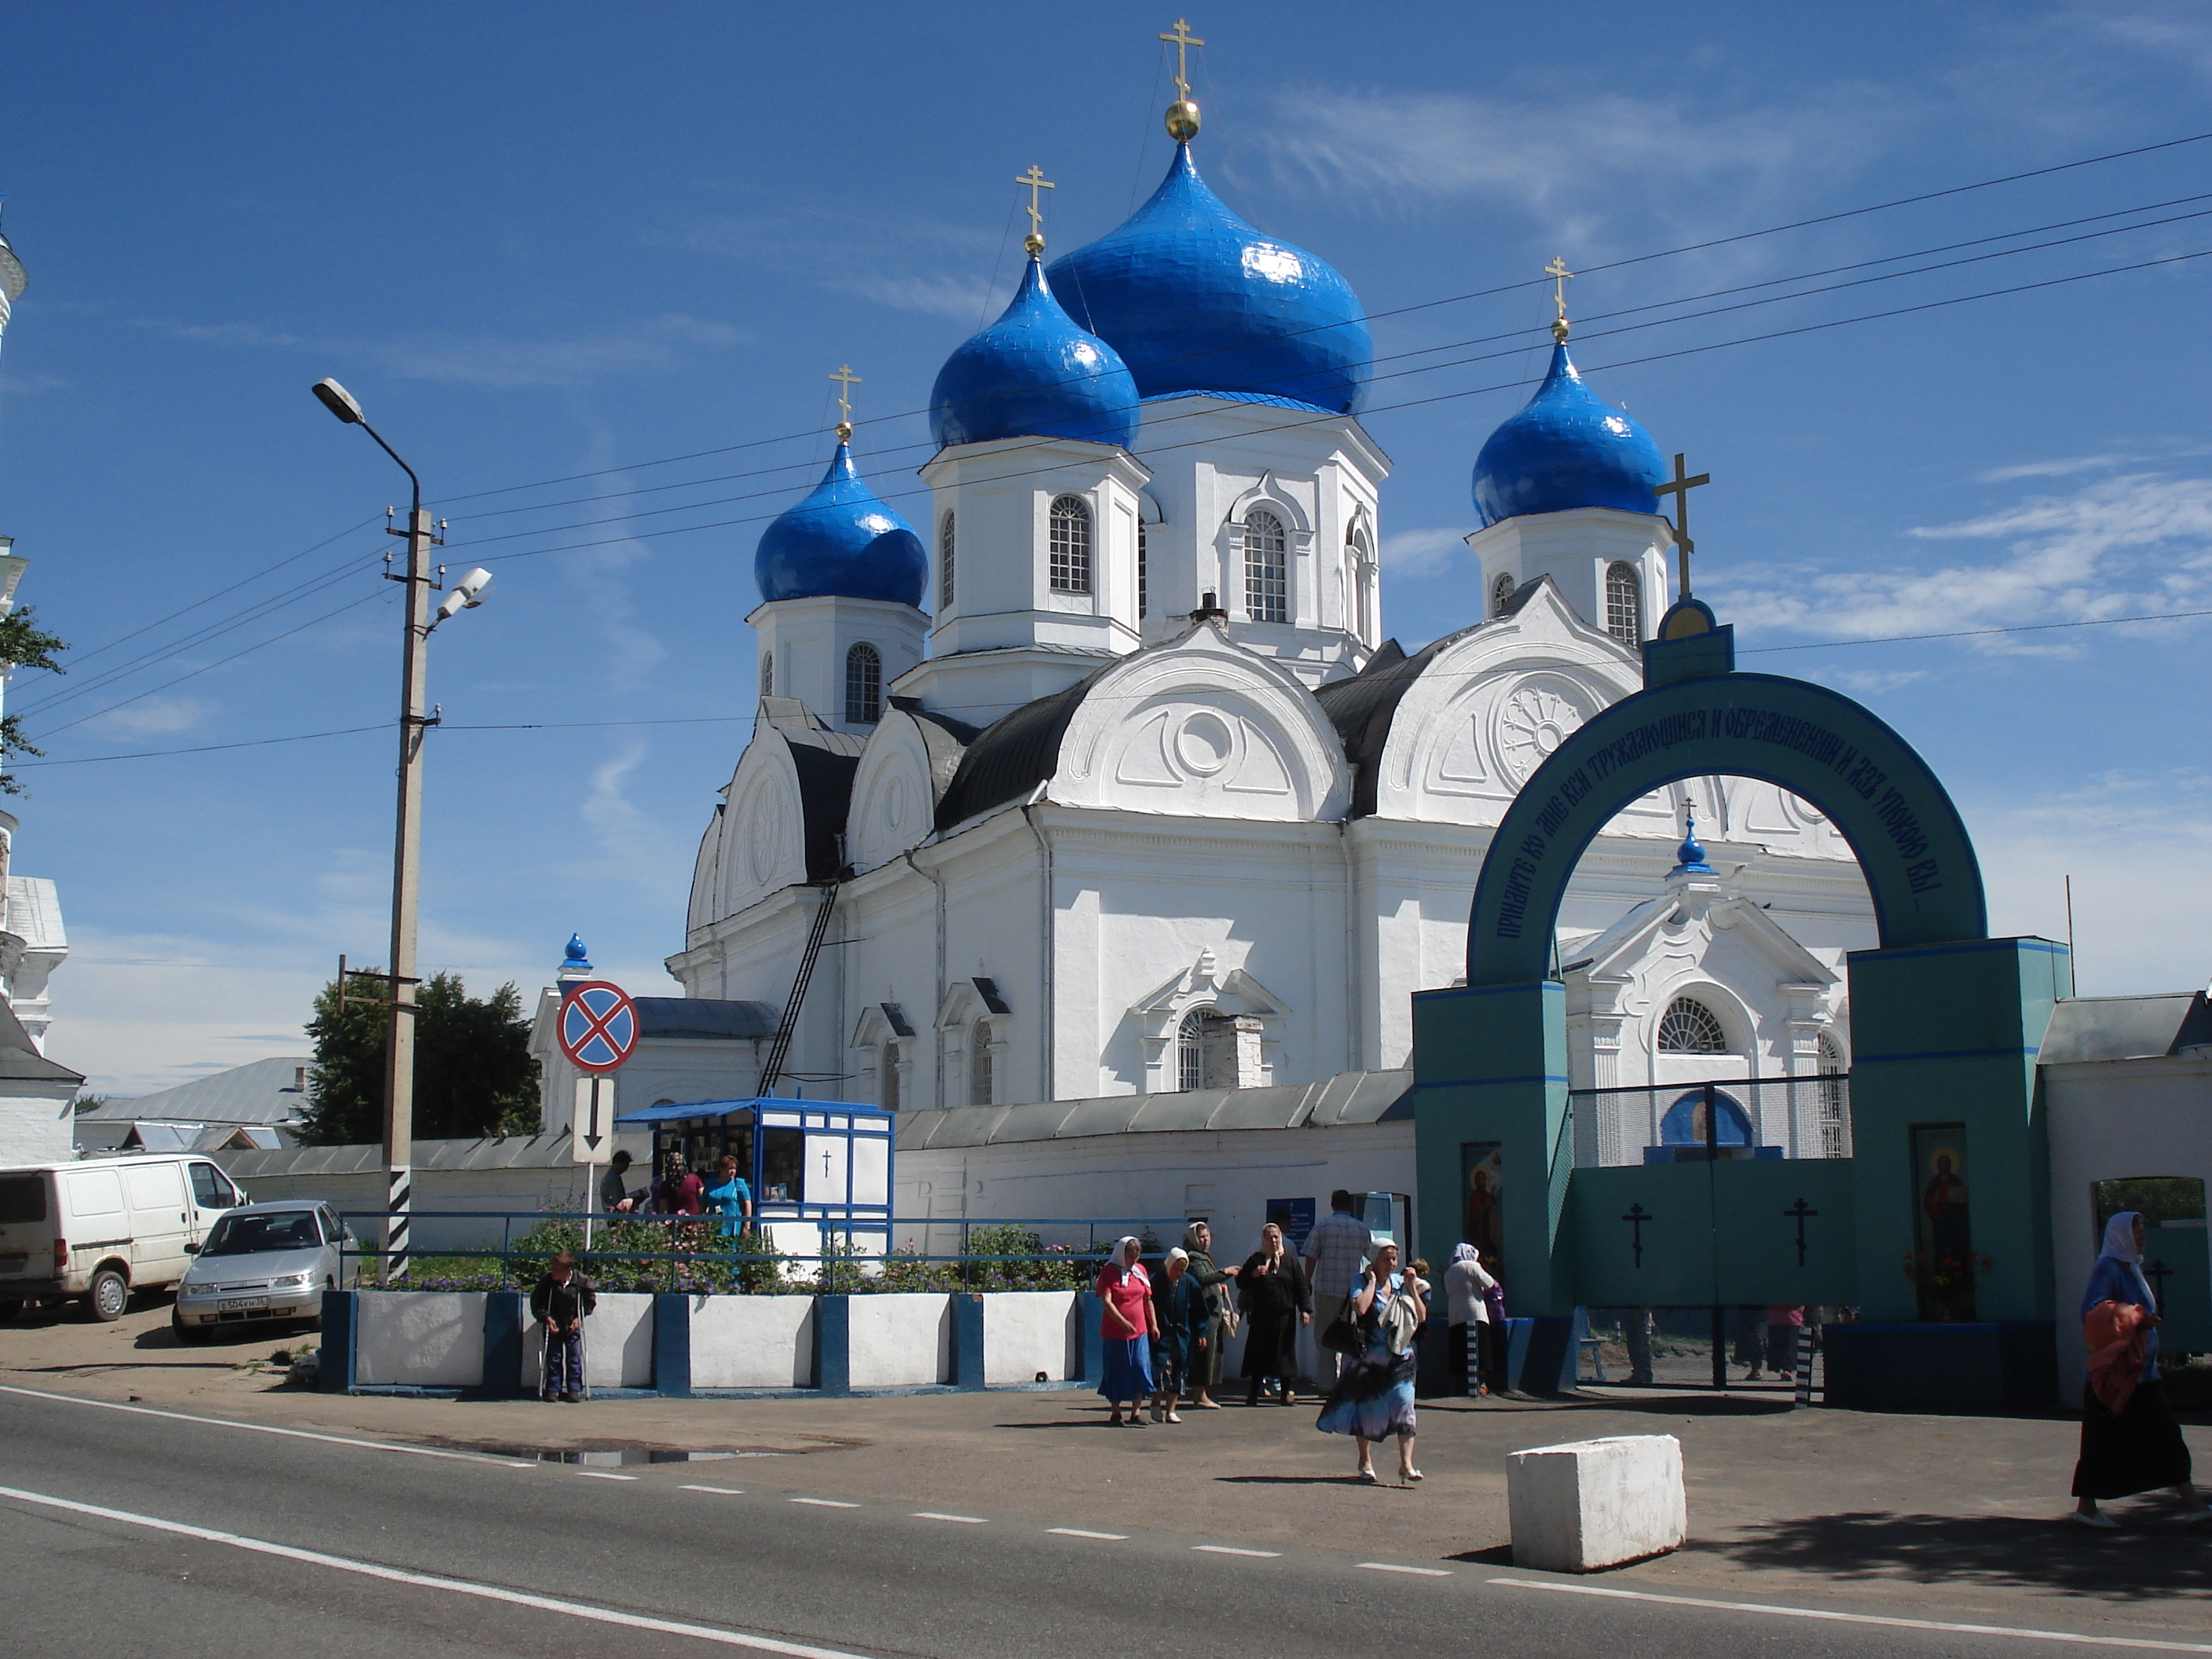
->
[[559, 980, 639, 1074]]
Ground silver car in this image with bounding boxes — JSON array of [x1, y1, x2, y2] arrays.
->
[[172, 1199, 357, 1343]]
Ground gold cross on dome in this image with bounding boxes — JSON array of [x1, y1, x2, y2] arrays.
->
[[1016, 164, 1055, 255], [829, 364, 861, 441], [1544, 255, 1574, 341], [1159, 17, 1204, 101], [1652, 451, 1711, 597]]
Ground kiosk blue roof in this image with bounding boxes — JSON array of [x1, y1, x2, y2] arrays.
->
[[754, 444, 928, 607], [613, 1095, 893, 1126], [930, 256, 1139, 450], [1472, 342, 1666, 527]]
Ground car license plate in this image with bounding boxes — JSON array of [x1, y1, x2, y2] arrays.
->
[[218, 1296, 268, 1311]]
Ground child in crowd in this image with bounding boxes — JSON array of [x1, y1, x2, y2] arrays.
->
[[530, 1251, 597, 1402]]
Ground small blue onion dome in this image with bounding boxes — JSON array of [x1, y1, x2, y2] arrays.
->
[[563, 934, 590, 967], [931, 257, 1139, 450], [1046, 145, 1370, 414], [754, 442, 928, 607], [1671, 808, 1717, 877], [1472, 342, 1667, 528]]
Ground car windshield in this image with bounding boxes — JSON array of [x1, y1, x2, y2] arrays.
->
[[201, 1212, 320, 1257]]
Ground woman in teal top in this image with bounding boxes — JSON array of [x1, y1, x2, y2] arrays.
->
[[703, 1154, 753, 1238]]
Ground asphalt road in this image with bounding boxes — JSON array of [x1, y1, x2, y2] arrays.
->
[[0, 1386, 2194, 1659]]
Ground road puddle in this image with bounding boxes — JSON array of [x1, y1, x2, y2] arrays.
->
[[441, 1438, 789, 1467]]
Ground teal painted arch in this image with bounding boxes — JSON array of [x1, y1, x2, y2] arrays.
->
[[1466, 672, 1987, 987]]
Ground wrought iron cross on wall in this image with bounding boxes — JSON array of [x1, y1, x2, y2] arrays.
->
[[1785, 1197, 1819, 1268], [1622, 1203, 1654, 1269], [2145, 1257, 2174, 1303]]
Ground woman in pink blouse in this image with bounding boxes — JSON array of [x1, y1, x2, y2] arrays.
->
[[1096, 1236, 1159, 1426]]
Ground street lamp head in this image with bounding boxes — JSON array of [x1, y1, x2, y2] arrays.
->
[[312, 377, 364, 424], [434, 566, 494, 624]]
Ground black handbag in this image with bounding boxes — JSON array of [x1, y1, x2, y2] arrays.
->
[[1320, 1297, 1363, 1357]]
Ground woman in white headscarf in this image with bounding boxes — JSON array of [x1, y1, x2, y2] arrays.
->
[[2070, 1211, 2208, 1528], [1093, 1236, 1158, 1427], [1441, 1243, 1496, 1397]]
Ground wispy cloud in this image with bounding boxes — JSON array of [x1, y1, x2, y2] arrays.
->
[[668, 208, 1005, 324], [1973, 454, 2130, 484], [1381, 526, 1466, 577], [83, 695, 214, 739]]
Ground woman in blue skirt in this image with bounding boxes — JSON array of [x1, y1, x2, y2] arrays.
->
[[1094, 1236, 1157, 1426], [1317, 1240, 1426, 1484]]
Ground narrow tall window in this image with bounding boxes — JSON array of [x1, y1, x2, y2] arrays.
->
[[1137, 522, 1148, 619], [1049, 495, 1092, 593], [1657, 997, 1728, 1054], [1491, 572, 1516, 617], [844, 642, 882, 724], [969, 1020, 994, 1105], [1243, 508, 1287, 623], [1605, 562, 1641, 646], [1349, 528, 1375, 640], [1177, 1011, 1206, 1092], [938, 512, 956, 611], [760, 650, 774, 698], [881, 1040, 900, 1112], [1816, 1035, 1848, 1159]]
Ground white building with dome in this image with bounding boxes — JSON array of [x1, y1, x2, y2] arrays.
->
[[563, 82, 1879, 1217]]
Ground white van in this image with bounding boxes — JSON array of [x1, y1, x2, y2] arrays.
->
[[0, 1156, 248, 1321]]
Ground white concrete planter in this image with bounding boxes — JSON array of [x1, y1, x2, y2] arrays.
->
[[356, 1291, 485, 1388], [520, 1291, 655, 1390], [981, 1290, 1078, 1383], [691, 1294, 817, 1390], [845, 1293, 951, 1388]]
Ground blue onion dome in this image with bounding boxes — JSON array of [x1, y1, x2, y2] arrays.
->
[[1472, 342, 1667, 528], [931, 257, 1139, 449], [1671, 807, 1716, 877], [754, 441, 928, 607], [1046, 145, 1370, 414]]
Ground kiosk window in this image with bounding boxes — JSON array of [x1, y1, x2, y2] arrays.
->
[[762, 1126, 804, 1203]]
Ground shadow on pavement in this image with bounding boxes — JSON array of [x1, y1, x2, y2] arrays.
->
[[1215, 1474, 1372, 1486], [1694, 1511, 2212, 1601]]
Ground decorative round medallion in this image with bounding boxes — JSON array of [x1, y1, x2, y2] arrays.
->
[[746, 775, 793, 886], [882, 774, 909, 833], [1174, 710, 1236, 776], [1493, 680, 1590, 787]]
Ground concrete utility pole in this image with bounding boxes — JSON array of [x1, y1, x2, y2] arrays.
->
[[312, 377, 493, 1284]]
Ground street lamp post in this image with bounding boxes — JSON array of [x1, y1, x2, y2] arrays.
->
[[312, 377, 491, 1284]]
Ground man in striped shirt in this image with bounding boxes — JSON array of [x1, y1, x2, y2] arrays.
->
[[1302, 1190, 1372, 1389]]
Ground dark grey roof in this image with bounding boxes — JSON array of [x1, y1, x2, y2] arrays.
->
[[895, 1068, 1412, 1152], [1313, 628, 1474, 818], [215, 1128, 650, 1180], [82, 1056, 309, 1126], [0, 998, 82, 1086], [2040, 992, 2212, 1065], [886, 698, 983, 809], [632, 998, 778, 1042], [972, 977, 1011, 1016], [759, 701, 865, 881], [934, 666, 1110, 831]]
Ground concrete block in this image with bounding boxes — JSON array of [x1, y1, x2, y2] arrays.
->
[[690, 1295, 817, 1389], [980, 1291, 1078, 1384], [521, 1291, 655, 1390], [844, 1293, 951, 1388], [1507, 1434, 1685, 1572], [356, 1291, 486, 1388]]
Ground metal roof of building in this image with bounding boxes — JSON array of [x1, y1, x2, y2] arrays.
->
[[895, 1068, 1412, 1152], [215, 1128, 648, 1180], [632, 998, 779, 1042], [2039, 991, 2212, 1065], [83, 1056, 310, 1126], [0, 996, 81, 1085]]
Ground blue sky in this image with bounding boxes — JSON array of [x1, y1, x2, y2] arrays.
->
[[2, 2, 2208, 1093]]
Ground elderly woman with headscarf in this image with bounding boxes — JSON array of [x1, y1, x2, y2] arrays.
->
[[1179, 1221, 1232, 1409], [1094, 1237, 1158, 1427], [1441, 1242, 1497, 1397], [2071, 1211, 2210, 1528], [1149, 1247, 1208, 1423], [1316, 1240, 1426, 1484], [1236, 1221, 1313, 1405]]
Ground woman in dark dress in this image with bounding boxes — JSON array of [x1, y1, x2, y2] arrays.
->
[[2072, 1210, 2210, 1528], [1237, 1221, 1313, 1406], [1180, 1221, 1230, 1409]]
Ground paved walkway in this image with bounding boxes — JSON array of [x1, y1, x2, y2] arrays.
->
[[5, 1302, 2206, 1639]]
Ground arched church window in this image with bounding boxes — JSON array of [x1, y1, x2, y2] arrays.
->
[[1137, 522, 1148, 620], [1817, 1034, 1848, 1158], [1605, 562, 1642, 646], [1349, 526, 1375, 640], [1177, 1011, 1206, 1092], [1049, 495, 1092, 593], [1492, 572, 1516, 617], [760, 650, 774, 698], [969, 1020, 994, 1105], [881, 1040, 900, 1112], [1244, 509, 1288, 624], [939, 512, 956, 610], [844, 642, 882, 725], [1657, 996, 1729, 1054]]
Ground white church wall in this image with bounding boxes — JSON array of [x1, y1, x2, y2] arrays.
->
[[0, 1088, 76, 1164], [748, 595, 926, 736]]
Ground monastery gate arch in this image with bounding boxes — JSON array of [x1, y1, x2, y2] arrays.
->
[[1411, 624, 2071, 1400]]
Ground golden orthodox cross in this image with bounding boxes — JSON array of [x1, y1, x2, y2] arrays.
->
[[1652, 452, 1710, 598], [829, 364, 861, 442], [1016, 164, 1055, 255], [1159, 18, 1204, 100], [1544, 255, 1573, 340]]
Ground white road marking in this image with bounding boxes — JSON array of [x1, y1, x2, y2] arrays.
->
[[0, 1383, 516, 1467], [575, 1470, 638, 1481], [1047, 1528, 1127, 1540], [1358, 1562, 1452, 1577], [1194, 1545, 1281, 1558], [788, 1498, 860, 1509], [682, 1485, 745, 1495], [1488, 1577, 2212, 1653], [0, 1481, 892, 1659], [913, 1513, 987, 1524]]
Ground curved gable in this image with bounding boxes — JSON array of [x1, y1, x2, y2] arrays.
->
[[847, 710, 947, 873]]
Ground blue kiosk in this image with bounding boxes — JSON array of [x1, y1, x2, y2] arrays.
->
[[613, 1096, 895, 1262]]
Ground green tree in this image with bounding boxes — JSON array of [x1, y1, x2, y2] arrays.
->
[[300, 969, 540, 1146], [0, 606, 69, 796]]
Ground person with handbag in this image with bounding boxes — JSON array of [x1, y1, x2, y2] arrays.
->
[[1179, 1221, 1232, 1409], [1315, 1241, 1425, 1485], [1302, 1190, 1373, 1393], [2071, 1211, 2209, 1527], [1236, 1222, 1312, 1405]]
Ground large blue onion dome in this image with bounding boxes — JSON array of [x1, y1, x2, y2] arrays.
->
[[1046, 145, 1370, 415], [1472, 342, 1667, 528], [930, 255, 1139, 449], [753, 442, 927, 607]]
